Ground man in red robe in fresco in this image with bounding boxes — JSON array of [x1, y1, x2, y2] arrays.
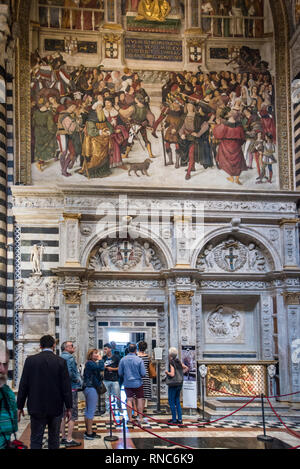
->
[[213, 107, 247, 185]]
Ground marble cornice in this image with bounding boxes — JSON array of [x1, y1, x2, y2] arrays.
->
[[10, 184, 300, 203]]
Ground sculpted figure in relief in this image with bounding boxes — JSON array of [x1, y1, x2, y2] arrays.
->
[[30, 244, 45, 275]]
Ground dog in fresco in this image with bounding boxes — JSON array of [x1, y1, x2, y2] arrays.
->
[[127, 158, 152, 177]]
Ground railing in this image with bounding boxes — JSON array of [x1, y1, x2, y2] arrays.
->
[[195, 14, 265, 39], [38, 3, 105, 31]]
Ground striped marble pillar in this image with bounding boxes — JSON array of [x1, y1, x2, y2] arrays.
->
[[0, 73, 7, 346], [292, 78, 300, 189], [0, 4, 10, 371]]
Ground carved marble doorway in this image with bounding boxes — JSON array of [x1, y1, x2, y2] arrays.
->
[[87, 301, 168, 396]]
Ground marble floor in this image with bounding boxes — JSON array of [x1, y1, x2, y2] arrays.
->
[[17, 409, 300, 450]]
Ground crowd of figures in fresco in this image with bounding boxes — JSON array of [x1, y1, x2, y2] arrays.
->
[[31, 49, 276, 185]]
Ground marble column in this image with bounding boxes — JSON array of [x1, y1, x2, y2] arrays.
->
[[174, 215, 192, 268], [175, 289, 196, 354], [260, 295, 274, 361], [279, 219, 300, 269], [60, 275, 89, 365], [282, 292, 300, 402], [60, 213, 82, 267]]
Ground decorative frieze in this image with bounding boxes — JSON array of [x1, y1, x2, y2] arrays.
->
[[12, 193, 297, 217]]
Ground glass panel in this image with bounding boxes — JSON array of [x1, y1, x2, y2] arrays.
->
[[109, 332, 130, 344]]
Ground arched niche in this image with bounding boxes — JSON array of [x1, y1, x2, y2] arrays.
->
[[191, 227, 281, 273], [81, 225, 173, 271]]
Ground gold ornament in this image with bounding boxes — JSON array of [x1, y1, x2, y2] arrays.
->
[[136, 0, 171, 23]]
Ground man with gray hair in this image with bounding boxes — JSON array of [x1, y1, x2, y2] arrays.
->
[[60, 341, 82, 448], [0, 340, 18, 449]]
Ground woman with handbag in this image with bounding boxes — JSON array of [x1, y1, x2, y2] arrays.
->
[[137, 341, 152, 413], [83, 349, 104, 440], [165, 347, 188, 425]]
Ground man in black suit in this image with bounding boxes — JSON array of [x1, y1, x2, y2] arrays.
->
[[17, 335, 73, 449]]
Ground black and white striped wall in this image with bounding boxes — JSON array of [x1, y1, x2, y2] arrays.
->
[[0, 64, 7, 349], [293, 72, 300, 189]]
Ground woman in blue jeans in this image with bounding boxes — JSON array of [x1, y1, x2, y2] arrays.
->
[[165, 347, 188, 425], [83, 349, 104, 440]]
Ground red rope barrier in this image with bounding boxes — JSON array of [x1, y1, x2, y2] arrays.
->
[[131, 420, 196, 450], [266, 397, 300, 441], [113, 394, 257, 427], [289, 445, 300, 450], [109, 396, 123, 427]]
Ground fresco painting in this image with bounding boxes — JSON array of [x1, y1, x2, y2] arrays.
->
[[31, 0, 277, 190]]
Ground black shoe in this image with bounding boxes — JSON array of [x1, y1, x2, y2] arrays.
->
[[61, 438, 67, 445], [177, 420, 185, 426], [64, 439, 81, 448], [167, 419, 177, 424]]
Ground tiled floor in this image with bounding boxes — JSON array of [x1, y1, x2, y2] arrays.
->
[[18, 408, 300, 450]]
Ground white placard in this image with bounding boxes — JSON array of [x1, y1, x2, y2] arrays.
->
[[183, 381, 197, 408], [154, 347, 163, 360]]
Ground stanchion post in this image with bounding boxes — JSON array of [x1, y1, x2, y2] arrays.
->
[[154, 361, 161, 413], [104, 398, 119, 442], [198, 365, 210, 422], [122, 417, 127, 449], [257, 393, 274, 443]]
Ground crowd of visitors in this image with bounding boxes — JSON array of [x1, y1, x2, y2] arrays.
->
[[0, 336, 189, 449]]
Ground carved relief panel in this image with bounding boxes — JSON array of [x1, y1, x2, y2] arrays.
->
[[88, 237, 166, 272], [196, 236, 273, 273]]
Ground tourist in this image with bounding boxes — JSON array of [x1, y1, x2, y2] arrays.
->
[[60, 341, 82, 448], [83, 349, 104, 440], [17, 335, 72, 450], [0, 341, 18, 449], [137, 341, 152, 412], [102, 343, 122, 415], [165, 347, 188, 425], [118, 343, 146, 423]]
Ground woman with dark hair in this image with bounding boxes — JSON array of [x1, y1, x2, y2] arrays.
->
[[165, 347, 188, 425], [137, 341, 152, 412], [83, 349, 104, 440]]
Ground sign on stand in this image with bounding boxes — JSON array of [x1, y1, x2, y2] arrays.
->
[[181, 345, 197, 409]]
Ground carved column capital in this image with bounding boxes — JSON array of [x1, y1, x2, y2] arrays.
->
[[63, 212, 82, 221], [175, 290, 194, 305], [282, 292, 300, 305], [63, 289, 82, 305], [279, 218, 300, 226]]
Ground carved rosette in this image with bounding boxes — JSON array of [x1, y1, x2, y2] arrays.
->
[[175, 291, 194, 305], [63, 290, 82, 305]]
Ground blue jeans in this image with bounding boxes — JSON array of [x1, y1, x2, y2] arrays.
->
[[84, 387, 98, 420], [168, 385, 182, 422], [103, 380, 121, 411]]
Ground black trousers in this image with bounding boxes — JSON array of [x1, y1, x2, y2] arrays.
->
[[30, 414, 62, 449]]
